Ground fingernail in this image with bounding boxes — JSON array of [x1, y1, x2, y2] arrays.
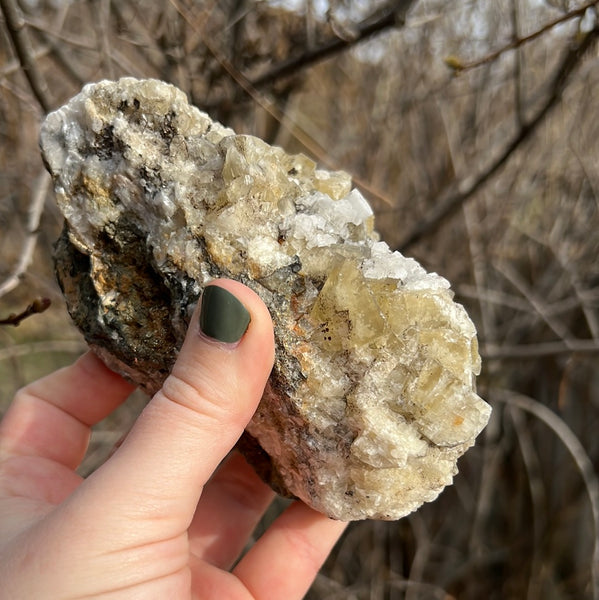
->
[[199, 285, 251, 344]]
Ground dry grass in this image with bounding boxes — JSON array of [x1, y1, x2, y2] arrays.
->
[[1, 1, 598, 598]]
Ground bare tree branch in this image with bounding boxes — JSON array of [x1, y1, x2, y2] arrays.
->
[[510, 0, 525, 128], [21, 17, 88, 86], [0, 297, 50, 326], [482, 339, 599, 359], [457, 284, 596, 317], [202, 0, 417, 115], [0, 0, 51, 112], [507, 406, 546, 599], [0, 43, 50, 77], [250, 1, 417, 89], [492, 389, 599, 600], [397, 27, 599, 252], [458, 0, 599, 73], [0, 171, 50, 298]]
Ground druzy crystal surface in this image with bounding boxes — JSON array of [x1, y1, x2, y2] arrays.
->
[[40, 78, 491, 521]]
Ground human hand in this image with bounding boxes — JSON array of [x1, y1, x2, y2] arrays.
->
[[0, 280, 346, 599]]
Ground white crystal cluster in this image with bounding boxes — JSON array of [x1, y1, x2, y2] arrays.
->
[[41, 78, 491, 520]]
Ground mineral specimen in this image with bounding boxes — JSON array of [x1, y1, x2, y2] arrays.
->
[[40, 78, 491, 521]]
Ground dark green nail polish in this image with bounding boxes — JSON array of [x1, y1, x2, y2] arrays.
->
[[199, 285, 250, 343]]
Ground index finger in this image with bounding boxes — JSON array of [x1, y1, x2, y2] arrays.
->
[[0, 351, 135, 469]]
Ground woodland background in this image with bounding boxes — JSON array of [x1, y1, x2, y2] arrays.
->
[[1, 0, 599, 598]]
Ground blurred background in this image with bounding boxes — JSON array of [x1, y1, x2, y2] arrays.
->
[[1, 0, 598, 598]]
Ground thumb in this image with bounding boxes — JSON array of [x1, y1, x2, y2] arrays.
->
[[82, 279, 275, 524]]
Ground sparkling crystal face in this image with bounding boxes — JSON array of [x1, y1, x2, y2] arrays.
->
[[41, 78, 491, 520]]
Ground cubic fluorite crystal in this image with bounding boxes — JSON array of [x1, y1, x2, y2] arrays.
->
[[40, 78, 491, 520]]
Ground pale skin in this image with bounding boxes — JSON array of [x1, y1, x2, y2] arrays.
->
[[0, 280, 347, 599]]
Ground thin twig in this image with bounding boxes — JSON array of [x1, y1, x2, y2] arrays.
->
[[0, 0, 51, 112], [492, 389, 599, 600], [23, 17, 87, 86], [462, 165, 496, 343], [482, 339, 599, 359], [509, 406, 546, 600], [0, 170, 51, 298], [468, 406, 506, 559], [22, 15, 97, 50], [459, 0, 599, 73], [458, 284, 598, 317], [110, 1, 168, 76], [0, 44, 50, 78], [91, 0, 115, 80], [457, 284, 535, 313], [0, 76, 42, 113], [497, 261, 575, 343], [510, 0, 525, 128], [0, 297, 50, 326], [396, 27, 599, 251], [43, 37, 86, 87], [550, 210, 599, 340], [405, 513, 433, 600]]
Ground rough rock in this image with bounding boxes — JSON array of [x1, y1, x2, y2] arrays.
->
[[40, 78, 491, 521]]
